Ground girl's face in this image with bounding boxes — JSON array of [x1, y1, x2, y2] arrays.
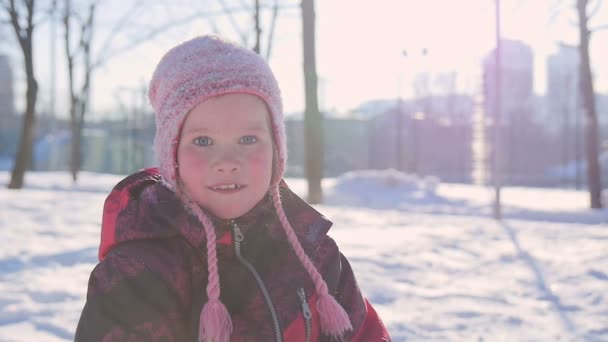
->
[[177, 93, 274, 220]]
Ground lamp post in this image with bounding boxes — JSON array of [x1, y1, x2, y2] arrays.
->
[[396, 89, 404, 172], [493, 0, 503, 220], [396, 56, 405, 172]]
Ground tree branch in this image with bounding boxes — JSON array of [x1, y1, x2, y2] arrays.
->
[[548, 1, 564, 25], [265, 0, 279, 60], [590, 23, 608, 30], [7, 0, 26, 46], [570, 0, 582, 27], [216, 0, 248, 45], [25, 0, 34, 34], [89, 1, 297, 73], [0, 0, 12, 14], [572, 0, 590, 28], [93, 10, 201, 68], [30, 0, 58, 29], [206, 15, 222, 35], [44, 0, 57, 15], [78, 2, 94, 52], [64, 0, 76, 99], [63, 6, 79, 61], [588, 0, 603, 18], [94, 7, 244, 68], [95, 0, 143, 58]]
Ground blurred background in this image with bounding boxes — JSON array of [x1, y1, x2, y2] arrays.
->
[[1, 0, 608, 205], [2, 1, 608, 340]]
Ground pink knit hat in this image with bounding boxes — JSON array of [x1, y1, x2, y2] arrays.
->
[[149, 34, 351, 342], [149, 34, 286, 187]]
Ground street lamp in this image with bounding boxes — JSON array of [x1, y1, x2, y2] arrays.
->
[[493, 0, 503, 220]]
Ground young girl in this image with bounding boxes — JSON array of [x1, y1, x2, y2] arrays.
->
[[75, 34, 390, 342]]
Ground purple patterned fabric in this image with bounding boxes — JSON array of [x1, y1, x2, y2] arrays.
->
[[76, 169, 390, 341]]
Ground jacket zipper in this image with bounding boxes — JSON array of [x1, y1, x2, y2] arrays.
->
[[297, 288, 312, 342], [231, 222, 283, 342]]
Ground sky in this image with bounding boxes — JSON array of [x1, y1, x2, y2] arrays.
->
[[2, 0, 608, 119], [0, 169, 607, 340]]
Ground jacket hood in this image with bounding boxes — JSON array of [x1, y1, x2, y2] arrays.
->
[[99, 168, 333, 261]]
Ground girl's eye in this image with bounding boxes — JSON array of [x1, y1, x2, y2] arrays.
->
[[240, 136, 257, 145], [193, 136, 213, 146]]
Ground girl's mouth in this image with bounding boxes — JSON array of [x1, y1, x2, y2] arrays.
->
[[209, 184, 246, 194]]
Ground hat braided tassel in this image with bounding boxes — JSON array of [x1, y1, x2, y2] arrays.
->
[[269, 184, 352, 340], [316, 293, 352, 339], [199, 299, 232, 342], [179, 194, 232, 342]]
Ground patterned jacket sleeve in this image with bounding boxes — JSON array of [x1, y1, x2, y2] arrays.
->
[[75, 240, 191, 342], [316, 236, 391, 342]]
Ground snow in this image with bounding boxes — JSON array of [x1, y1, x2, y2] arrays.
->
[[0, 170, 607, 341]]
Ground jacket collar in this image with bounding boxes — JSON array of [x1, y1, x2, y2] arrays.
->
[[99, 168, 333, 260]]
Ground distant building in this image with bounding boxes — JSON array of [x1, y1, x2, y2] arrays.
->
[[33, 115, 157, 174], [545, 43, 584, 186], [546, 43, 580, 133], [483, 39, 534, 125], [544, 44, 608, 187], [283, 94, 475, 182], [285, 116, 370, 177], [368, 95, 474, 183], [483, 39, 554, 185]]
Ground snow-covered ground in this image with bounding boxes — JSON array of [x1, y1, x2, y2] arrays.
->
[[0, 170, 607, 341]]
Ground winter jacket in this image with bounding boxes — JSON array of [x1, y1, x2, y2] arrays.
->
[[75, 168, 390, 341]]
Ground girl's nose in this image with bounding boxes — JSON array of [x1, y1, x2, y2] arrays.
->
[[215, 163, 239, 172], [213, 153, 240, 173]]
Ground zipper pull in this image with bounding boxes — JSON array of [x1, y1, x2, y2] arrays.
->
[[232, 222, 244, 243], [297, 288, 312, 320]]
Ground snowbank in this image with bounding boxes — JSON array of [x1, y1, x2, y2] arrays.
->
[[326, 169, 441, 209]]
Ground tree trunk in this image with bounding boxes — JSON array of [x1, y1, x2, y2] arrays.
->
[[64, 0, 96, 183], [8, 14, 38, 189], [9, 72, 38, 189], [68, 67, 91, 183], [577, 0, 603, 209], [69, 108, 81, 182], [301, 0, 323, 204]]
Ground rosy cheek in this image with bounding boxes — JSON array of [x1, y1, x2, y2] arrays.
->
[[245, 146, 273, 174], [178, 148, 209, 174]]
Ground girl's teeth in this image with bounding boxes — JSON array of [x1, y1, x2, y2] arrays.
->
[[214, 184, 239, 190]]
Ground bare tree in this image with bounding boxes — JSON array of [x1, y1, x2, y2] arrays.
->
[[2, 0, 40, 189], [61, 0, 207, 182], [216, 0, 286, 60], [576, 0, 606, 208], [62, 0, 95, 182], [264, 0, 280, 60], [301, 0, 322, 203], [61, 0, 151, 182]]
